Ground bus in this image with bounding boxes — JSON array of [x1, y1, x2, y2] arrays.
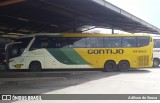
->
[[0, 37, 13, 63], [5, 33, 153, 72], [153, 36, 160, 67]]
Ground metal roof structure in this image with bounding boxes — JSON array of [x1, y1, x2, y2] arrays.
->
[[0, 0, 160, 37]]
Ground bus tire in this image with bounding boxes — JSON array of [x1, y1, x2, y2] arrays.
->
[[0, 63, 8, 72], [118, 61, 130, 72], [29, 61, 42, 72], [153, 58, 160, 67], [103, 61, 117, 72]]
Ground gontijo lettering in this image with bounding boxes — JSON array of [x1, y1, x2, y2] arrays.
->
[[88, 49, 124, 54]]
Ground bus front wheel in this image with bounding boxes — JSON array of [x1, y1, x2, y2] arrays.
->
[[118, 61, 130, 72], [153, 58, 160, 67], [103, 61, 117, 72], [29, 61, 42, 72]]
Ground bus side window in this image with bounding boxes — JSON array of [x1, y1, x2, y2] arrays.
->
[[154, 39, 160, 48], [109, 37, 122, 47], [49, 37, 70, 48], [137, 37, 150, 47], [41, 42, 48, 48], [30, 38, 40, 50], [60, 38, 69, 48], [71, 38, 86, 48], [122, 37, 136, 47], [30, 37, 49, 50], [103, 37, 110, 47], [86, 37, 103, 48]]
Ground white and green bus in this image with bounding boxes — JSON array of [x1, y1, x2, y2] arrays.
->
[[5, 33, 153, 72]]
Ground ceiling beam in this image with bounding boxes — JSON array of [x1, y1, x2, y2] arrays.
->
[[0, 0, 24, 7]]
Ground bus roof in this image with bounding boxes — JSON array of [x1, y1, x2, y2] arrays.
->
[[18, 33, 152, 38]]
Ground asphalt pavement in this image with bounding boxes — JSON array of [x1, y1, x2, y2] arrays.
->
[[1, 68, 160, 103]]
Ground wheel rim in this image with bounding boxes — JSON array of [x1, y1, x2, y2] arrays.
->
[[108, 63, 114, 70], [121, 63, 128, 69], [119, 61, 129, 71], [30, 62, 41, 71], [153, 60, 159, 66], [32, 65, 39, 70], [104, 61, 117, 72]]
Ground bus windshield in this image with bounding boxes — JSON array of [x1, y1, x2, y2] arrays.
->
[[6, 37, 33, 59], [8, 43, 24, 59]]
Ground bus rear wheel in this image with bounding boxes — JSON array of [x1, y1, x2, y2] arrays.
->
[[103, 61, 117, 72], [118, 61, 130, 72], [29, 61, 42, 72], [153, 58, 160, 67]]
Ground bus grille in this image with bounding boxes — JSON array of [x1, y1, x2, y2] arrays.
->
[[137, 56, 149, 67]]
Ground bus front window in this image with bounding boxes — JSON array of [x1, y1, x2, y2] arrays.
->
[[7, 43, 24, 59], [6, 37, 33, 62]]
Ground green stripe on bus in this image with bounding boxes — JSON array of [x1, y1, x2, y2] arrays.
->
[[46, 48, 89, 65], [60, 48, 89, 64], [46, 48, 75, 64]]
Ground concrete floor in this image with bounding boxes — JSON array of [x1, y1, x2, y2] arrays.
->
[[1, 68, 160, 103]]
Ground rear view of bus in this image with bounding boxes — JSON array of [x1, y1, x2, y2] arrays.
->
[[153, 36, 160, 67]]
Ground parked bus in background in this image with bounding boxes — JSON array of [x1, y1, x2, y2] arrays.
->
[[153, 36, 160, 67], [5, 33, 153, 72], [0, 37, 13, 63]]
